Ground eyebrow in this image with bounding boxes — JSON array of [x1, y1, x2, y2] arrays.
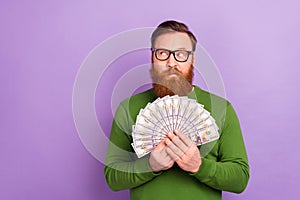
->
[[155, 47, 191, 51], [177, 47, 188, 50]]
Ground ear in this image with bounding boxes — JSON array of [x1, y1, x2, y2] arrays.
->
[[151, 52, 154, 63], [190, 53, 195, 66]]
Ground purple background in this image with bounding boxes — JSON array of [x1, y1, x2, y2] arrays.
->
[[1, 0, 299, 199]]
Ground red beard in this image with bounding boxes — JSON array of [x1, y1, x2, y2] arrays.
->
[[150, 65, 194, 97]]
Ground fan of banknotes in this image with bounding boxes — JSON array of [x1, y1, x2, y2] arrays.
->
[[131, 95, 220, 158]]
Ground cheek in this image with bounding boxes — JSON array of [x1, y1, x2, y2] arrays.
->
[[178, 64, 192, 75], [152, 60, 168, 72]]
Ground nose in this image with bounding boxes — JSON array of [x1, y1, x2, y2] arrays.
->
[[166, 53, 178, 68]]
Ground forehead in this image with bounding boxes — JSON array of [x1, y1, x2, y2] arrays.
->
[[154, 32, 193, 50]]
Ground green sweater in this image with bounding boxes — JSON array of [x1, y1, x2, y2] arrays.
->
[[104, 86, 249, 200]]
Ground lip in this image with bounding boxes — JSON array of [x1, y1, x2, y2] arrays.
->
[[168, 71, 180, 76]]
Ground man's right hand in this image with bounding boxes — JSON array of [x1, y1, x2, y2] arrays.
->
[[149, 138, 174, 172]]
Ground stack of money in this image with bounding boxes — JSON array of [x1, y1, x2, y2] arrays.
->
[[131, 95, 219, 158]]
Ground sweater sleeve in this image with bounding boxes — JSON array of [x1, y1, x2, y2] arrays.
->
[[104, 102, 160, 191], [190, 103, 250, 193]]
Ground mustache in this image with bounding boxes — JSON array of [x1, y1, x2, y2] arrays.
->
[[151, 67, 183, 77], [164, 68, 182, 75]]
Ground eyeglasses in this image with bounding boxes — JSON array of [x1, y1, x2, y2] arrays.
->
[[151, 48, 193, 62]]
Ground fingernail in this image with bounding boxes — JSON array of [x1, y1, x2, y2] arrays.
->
[[167, 132, 174, 139], [165, 138, 170, 145]]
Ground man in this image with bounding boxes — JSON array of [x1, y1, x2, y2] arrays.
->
[[104, 20, 249, 200]]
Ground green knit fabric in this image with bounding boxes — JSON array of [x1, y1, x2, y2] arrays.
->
[[104, 86, 249, 200]]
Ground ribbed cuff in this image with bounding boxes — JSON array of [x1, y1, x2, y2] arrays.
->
[[134, 155, 162, 177], [189, 158, 216, 182]]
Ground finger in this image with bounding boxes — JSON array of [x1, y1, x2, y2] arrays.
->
[[174, 129, 193, 146], [165, 146, 180, 161], [153, 138, 167, 151], [167, 132, 175, 140], [167, 132, 189, 153], [165, 137, 184, 158]]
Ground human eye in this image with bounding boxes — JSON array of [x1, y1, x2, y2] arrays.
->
[[176, 51, 188, 59], [156, 49, 169, 59], [157, 49, 168, 56]]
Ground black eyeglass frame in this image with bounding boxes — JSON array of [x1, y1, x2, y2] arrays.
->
[[151, 48, 194, 62]]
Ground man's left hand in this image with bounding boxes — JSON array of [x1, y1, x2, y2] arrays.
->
[[165, 130, 202, 173]]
